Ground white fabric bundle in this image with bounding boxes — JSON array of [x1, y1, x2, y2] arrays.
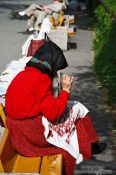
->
[[42, 101, 89, 164]]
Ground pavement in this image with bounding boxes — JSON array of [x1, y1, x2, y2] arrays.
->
[[0, 0, 116, 174]]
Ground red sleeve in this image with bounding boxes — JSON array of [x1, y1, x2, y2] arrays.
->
[[36, 75, 70, 122]]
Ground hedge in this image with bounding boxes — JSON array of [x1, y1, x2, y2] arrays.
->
[[93, 0, 116, 104]]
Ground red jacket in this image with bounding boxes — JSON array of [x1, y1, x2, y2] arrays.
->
[[5, 67, 69, 122]]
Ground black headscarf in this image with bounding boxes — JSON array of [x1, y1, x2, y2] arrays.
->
[[26, 40, 68, 77]]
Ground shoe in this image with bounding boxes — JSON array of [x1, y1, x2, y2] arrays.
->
[[22, 29, 35, 35], [17, 13, 28, 20], [92, 142, 107, 155], [29, 27, 35, 31], [11, 11, 21, 19], [11, 11, 28, 20], [18, 11, 25, 16]]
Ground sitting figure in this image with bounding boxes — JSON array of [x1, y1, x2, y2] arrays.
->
[[18, 0, 66, 33], [5, 41, 107, 175]]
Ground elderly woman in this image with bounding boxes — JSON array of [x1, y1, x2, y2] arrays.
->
[[5, 41, 106, 175]]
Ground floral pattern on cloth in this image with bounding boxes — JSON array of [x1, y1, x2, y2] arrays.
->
[[42, 101, 89, 164]]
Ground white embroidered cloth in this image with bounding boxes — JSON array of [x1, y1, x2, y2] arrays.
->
[[42, 101, 89, 164]]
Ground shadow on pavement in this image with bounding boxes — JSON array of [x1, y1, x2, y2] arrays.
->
[[69, 66, 110, 137]]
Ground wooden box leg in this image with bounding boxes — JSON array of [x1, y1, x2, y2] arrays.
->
[[40, 154, 63, 175]]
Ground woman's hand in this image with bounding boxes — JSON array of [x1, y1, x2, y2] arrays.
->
[[61, 74, 74, 93]]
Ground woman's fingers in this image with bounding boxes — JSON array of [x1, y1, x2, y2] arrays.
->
[[61, 74, 74, 93]]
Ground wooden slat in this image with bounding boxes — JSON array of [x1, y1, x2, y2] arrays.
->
[[0, 129, 18, 173], [40, 154, 63, 175], [58, 11, 64, 26], [69, 19, 75, 24], [13, 155, 42, 173], [0, 128, 9, 156], [0, 103, 18, 173], [50, 16, 56, 27], [0, 160, 4, 173]]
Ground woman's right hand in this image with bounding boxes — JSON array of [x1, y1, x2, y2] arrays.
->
[[61, 74, 73, 93]]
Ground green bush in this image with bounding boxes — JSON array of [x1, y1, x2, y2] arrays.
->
[[103, 0, 116, 12], [93, 0, 116, 104]]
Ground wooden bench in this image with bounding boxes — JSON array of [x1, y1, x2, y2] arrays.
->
[[64, 15, 75, 25], [0, 103, 63, 174], [50, 11, 75, 27], [50, 10, 65, 27]]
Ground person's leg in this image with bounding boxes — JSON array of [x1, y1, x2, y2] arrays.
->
[[27, 15, 35, 29], [34, 10, 46, 30], [19, 4, 38, 16], [76, 115, 95, 160], [76, 114, 106, 159], [24, 4, 38, 16], [78, 114, 99, 143], [64, 101, 100, 159]]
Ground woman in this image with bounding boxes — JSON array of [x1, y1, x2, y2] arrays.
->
[[5, 41, 106, 175]]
